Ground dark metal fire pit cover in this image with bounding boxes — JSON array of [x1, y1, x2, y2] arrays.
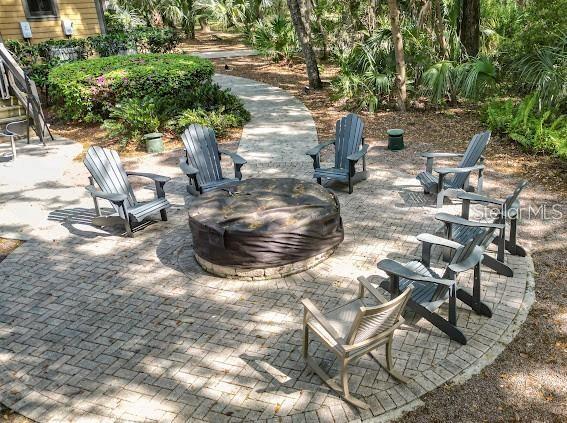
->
[[188, 178, 344, 269]]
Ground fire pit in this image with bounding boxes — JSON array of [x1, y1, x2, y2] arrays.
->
[[188, 178, 344, 280]]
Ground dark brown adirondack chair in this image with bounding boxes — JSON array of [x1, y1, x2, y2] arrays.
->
[[417, 131, 491, 207], [306, 113, 367, 194], [302, 278, 412, 409], [84, 146, 171, 237], [435, 180, 529, 277], [376, 228, 498, 345], [179, 124, 247, 195]]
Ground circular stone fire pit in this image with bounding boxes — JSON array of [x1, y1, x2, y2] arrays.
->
[[188, 178, 344, 280]]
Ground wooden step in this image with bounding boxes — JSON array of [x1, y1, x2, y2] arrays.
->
[[0, 104, 24, 120], [0, 97, 18, 107]]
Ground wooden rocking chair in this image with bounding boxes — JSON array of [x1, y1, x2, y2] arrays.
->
[[302, 278, 412, 409]]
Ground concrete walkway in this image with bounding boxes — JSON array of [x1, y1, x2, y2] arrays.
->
[[214, 74, 317, 164], [192, 48, 258, 59]]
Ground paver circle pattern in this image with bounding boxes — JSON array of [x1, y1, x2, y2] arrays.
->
[[0, 159, 534, 423], [0, 74, 534, 422]]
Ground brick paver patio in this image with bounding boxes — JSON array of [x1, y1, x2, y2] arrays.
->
[[0, 158, 534, 422], [0, 76, 534, 422]]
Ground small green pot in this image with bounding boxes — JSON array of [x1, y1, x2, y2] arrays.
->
[[387, 128, 405, 151], [143, 132, 164, 153]]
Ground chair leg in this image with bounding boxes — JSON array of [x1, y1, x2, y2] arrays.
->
[[316, 177, 322, 185], [506, 218, 527, 256], [160, 209, 168, 222], [340, 359, 369, 409], [122, 207, 133, 237], [409, 297, 467, 345], [436, 190, 445, 208], [457, 264, 493, 317], [482, 254, 513, 277], [368, 341, 409, 383], [348, 176, 353, 194], [304, 354, 369, 409], [302, 326, 309, 358]]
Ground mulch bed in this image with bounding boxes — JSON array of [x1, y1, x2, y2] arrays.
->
[[213, 55, 567, 422], [0, 238, 22, 263]]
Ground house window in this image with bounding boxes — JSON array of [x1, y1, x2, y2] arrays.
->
[[23, 0, 58, 18]]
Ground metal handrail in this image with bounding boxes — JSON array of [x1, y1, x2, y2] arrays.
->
[[0, 42, 54, 145]]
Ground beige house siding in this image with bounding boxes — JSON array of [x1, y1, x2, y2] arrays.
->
[[0, 0, 104, 43]]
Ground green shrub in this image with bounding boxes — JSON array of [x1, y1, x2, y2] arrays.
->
[[173, 108, 249, 136], [48, 54, 249, 146], [88, 32, 137, 57], [88, 28, 180, 57], [48, 54, 214, 121], [483, 96, 567, 159], [5, 39, 89, 89], [248, 16, 299, 62], [102, 98, 160, 145]]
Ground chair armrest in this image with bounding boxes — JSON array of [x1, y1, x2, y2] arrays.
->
[[306, 140, 334, 157], [420, 152, 463, 159], [347, 144, 369, 162], [4, 120, 28, 136], [219, 149, 247, 166], [357, 276, 388, 304], [85, 185, 127, 203], [416, 233, 463, 250], [456, 191, 504, 206], [377, 259, 455, 287], [434, 165, 484, 175], [302, 298, 341, 340], [126, 171, 170, 184], [435, 213, 504, 230], [179, 158, 199, 176]]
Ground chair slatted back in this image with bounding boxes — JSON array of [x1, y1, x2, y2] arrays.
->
[[347, 287, 411, 345], [181, 124, 223, 188], [451, 131, 491, 188], [335, 113, 364, 170], [448, 226, 496, 273], [84, 146, 137, 211], [503, 180, 528, 217]]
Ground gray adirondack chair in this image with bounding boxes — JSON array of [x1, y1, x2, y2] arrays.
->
[[302, 278, 412, 409], [376, 227, 498, 345], [84, 146, 171, 237], [417, 131, 491, 207], [435, 180, 528, 277], [179, 124, 246, 195], [306, 113, 368, 194]]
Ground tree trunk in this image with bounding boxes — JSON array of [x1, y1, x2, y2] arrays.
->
[[417, 1, 431, 30], [387, 0, 407, 111], [433, 0, 448, 58], [459, 0, 480, 57], [182, 0, 195, 39], [310, 0, 328, 59], [199, 17, 210, 33], [287, 0, 322, 89]]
